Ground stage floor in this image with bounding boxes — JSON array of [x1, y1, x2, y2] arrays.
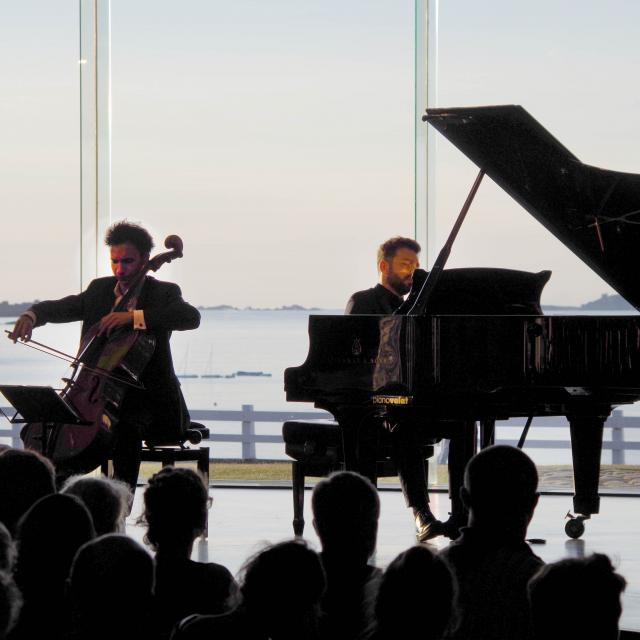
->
[[125, 485, 640, 634]]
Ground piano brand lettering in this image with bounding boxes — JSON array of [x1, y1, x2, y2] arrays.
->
[[372, 395, 412, 406]]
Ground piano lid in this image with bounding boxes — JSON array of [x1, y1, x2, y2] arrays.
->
[[425, 105, 640, 311]]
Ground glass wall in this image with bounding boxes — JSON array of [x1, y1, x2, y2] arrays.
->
[[110, 1, 418, 437], [0, 1, 81, 385], [3, 1, 638, 472], [434, 1, 640, 472], [434, 0, 640, 306], [0, 0, 419, 462]]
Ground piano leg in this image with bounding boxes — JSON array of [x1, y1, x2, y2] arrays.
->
[[292, 461, 306, 537], [567, 408, 609, 517], [479, 419, 496, 448]]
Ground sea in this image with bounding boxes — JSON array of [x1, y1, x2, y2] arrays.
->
[[1, 308, 640, 465]]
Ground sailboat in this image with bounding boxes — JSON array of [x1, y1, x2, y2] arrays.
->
[[201, 346, 222, 379], [176, 344, 199, 379]]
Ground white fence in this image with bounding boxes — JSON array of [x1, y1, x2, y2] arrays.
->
[[2, 406, 640, 464]]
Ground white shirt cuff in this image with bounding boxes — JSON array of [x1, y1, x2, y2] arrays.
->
[[22, 310, 37, 324], [133, 309, 146, 330]]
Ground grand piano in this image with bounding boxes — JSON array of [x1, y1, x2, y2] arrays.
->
[[285, 105, 640, 538]]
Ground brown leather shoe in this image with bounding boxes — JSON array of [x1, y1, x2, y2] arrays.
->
[[414, 509, 445, 542]]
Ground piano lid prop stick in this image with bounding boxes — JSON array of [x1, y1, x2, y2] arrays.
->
[[407, 168, 486, 315], [517, 415, 534, 449]]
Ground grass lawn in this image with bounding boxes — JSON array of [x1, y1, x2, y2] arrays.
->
[[135, 461, 640, 490]]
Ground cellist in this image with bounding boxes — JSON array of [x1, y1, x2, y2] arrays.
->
[[9, 221, 200, 494]]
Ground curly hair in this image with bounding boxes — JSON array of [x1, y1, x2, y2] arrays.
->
[[105, 220, 154, 255], [61, 476, 131, 536], [140, 467, 209, 550]]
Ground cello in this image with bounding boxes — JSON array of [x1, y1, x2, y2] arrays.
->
[[18, 235, 185, 476]]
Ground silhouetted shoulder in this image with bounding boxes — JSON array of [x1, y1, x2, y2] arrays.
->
[[345, 285, 402, 315], [155, 558, 237, 614]]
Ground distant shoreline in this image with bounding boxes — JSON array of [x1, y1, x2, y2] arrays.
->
[[196, 304, 323, 312], [543, 293, 635, 312], [0, 292, 635, 316], [0, 301, 324, 316]]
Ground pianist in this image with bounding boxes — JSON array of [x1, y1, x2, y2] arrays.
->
[[346, 236, 453, 542], [345, 237, 420, 315]]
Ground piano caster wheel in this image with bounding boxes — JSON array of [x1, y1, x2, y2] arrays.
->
[[565, 512, 589, 539]]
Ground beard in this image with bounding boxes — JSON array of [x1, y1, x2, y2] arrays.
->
[[387, 272, 412, 296]]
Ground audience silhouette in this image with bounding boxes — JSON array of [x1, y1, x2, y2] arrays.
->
[[0, 571, 21, 640], [10, 493, 95, 640], [172, 539, 326, 640], [367, 544, 455, 640], [439, 444, 543, 640], [61, 475, 131, 535], [0, 524, 15, 574], [0, 523, 20, 640], [528, 552, 626, 640], [0, 449, 55, 536], [0, 442, 634, 640], [311, 470, 381, 640], [140, 467, 237, 639], [66, 533, 154, 640]]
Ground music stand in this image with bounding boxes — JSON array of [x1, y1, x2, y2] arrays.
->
[[0, 385, 87, 459]]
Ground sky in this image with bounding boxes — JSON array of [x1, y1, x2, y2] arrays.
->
[[2, 1, 640, 308]]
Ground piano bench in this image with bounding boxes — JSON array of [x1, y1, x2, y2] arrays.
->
[[282, 419, 435, 536]]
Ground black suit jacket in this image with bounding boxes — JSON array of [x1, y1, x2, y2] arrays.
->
[[31, 276, 200, 441], [345, 283, 403, 315]]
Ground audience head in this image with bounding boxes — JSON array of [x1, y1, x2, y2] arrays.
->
[[312, 471, 380, 562], [528, 553, 625, 640], [68, 533, 154, 636], [61, 475, 131, 536], [462, 445, 539, 532], [140, 466, 209, 553], [374, 545, 455, 640], [0, 571, 22, 640], [0, 524, 16, 573], [14, 493, 95, 596], [238, 539, 326, 637], [0, 448, 56, 535]]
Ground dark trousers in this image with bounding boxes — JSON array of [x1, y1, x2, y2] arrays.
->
[[111, 398, 152, 494], [391, 424, 431, 510], [343, 413, 471, 520]]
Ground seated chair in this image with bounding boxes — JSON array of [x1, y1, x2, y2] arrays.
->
[[282, 419, 435, 536], [101, 421, 210, 488]]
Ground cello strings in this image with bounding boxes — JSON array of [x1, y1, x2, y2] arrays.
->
[[8, 333, 144, 390]]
